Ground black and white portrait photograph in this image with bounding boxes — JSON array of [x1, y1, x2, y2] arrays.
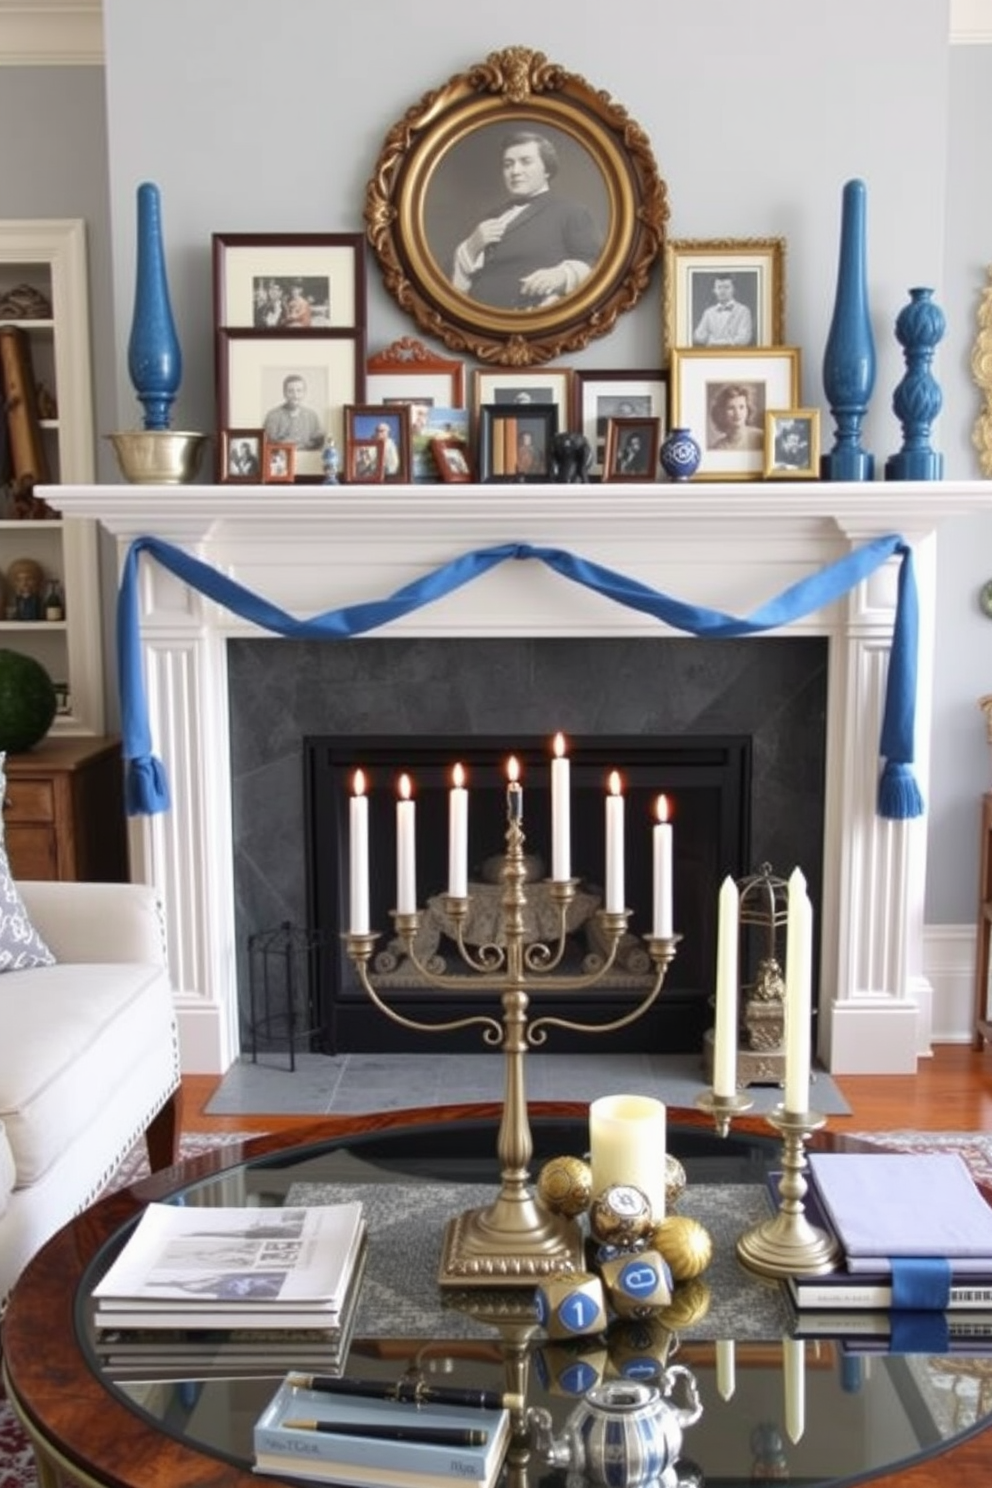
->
[[707, 381, 766, 452], [690, 271, 758, 348], [603, 416, 661, 483], [663, 238, 785, 360], [261, 370, 327, 451], [669, 347, 799, 481], [262, 441, 295, 483], [252, 275, 331, 329], [222, 429, 262, 483], [765, 407, 820, 479]]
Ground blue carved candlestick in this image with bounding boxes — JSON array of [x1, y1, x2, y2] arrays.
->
[[884, 287, 945, 481], [821, 179, 876, 481], [127, 182, 182, 431]]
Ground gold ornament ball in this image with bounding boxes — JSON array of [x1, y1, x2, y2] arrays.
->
[[650, 1215, 713, 1280], [654, 1278, 713, 1329], [589, 1184, 654, 1247], [537, 1155, 593, 1218], [665, 1153, 688, 1210]]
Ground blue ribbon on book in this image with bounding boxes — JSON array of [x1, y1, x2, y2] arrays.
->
[[117, 533, 923, 821], [891, 1256, 952, 1311], [889, 1309, 951, 1353]]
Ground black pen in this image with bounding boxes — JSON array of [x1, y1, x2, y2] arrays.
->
[[282, 1420, 488, 1447], [286, 1371, 522, 1412]]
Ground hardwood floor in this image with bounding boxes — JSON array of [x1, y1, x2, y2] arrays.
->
[[178, 1043, 992, 1136]]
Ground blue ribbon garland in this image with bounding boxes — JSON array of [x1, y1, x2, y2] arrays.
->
[[117, 533, 923, 821]]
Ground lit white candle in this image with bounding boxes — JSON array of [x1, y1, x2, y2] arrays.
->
[[712, 875, 740, 1098], [349, 769, 369, 935], [589, 1093, 667, 1220], [715, 1339, 736, 1402], [551, 732, 571, 883], [605, 771, 624, 913], [784, 867, 813, 1114], [783, 1336, 806, 1444], [652, 794, 673, 938], [448, 762, 468, 899], [396, 773, 416, 914], [506, 755, 523, 821]]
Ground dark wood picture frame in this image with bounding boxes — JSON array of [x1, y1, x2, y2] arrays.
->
[[572, 369, 668, 479], [221, 428, 263, 483], [431, 435, 473, 483], [262, 440, 295, 483], [477, 403, 558, 482], [212, 232, 367, 331], [343, 403, 412, 483], [364, 46, 668, 367], [603, 416, 661, 483], [346, 438, 386, 483]]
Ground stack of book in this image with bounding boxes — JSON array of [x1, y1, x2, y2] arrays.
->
[[92, 1201, 366, 1379], [253, 1374, 512, 1488], [786, 1152, 992, 1352]]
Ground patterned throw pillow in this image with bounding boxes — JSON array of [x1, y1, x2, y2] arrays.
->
[[0, 752, 56, 971]]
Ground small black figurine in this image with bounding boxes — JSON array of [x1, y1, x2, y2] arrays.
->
[[551, 431, 593, 483]]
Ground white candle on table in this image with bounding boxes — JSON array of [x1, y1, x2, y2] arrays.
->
[[605, 771, 624, 913], [784, 867, 813, 1114], [349, 769, 369, 935], [448, 762, 468, 899], [715, 1339, 736, 1402], [783, 1336, 806, 1444], [551, 732, 571, 882], [396, 773, 416, 914], [652, 794, 673, 938], [506, 755, 523, 821], [589, 1093, 667, 1220], [712, 875, 740, 1098]]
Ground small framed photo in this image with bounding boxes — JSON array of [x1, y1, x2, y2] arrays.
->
[[262, 441, 295, 483], [221, 428, 262, 483], [572, 370, 668, 480], [663, 238, 786, 361], [603, 417, 662, 483], [212, 232, 366, 330], [477, 404, 558, 482], [432, 436, 473, 483], [670, 347, 801, 481], [347, 438, 386, 483], [344, 404, 411, 483], [472, 368, 573, 436], [764, 408, 820, 479]]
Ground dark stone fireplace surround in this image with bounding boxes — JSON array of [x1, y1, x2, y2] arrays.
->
[[228, 634, 827, 1055]]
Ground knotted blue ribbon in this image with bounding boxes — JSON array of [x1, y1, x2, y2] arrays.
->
[[117, 533, 922, 821]]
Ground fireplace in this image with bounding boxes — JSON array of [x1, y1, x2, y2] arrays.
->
[[51, 478, 981, 1075]]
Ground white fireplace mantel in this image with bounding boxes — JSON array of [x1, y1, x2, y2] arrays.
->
[[50, 479, 992, 1077]]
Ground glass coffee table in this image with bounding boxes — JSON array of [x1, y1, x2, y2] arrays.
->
[[5, 1103, 992, 1488]]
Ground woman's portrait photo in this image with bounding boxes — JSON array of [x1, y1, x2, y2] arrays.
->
[[604, 416, 661, 482], [707, 382, 766, 452]]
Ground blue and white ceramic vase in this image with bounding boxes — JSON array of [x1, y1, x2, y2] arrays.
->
[[127, 182, 182, 431], [659, 426, 702, 482], [821, 178, 876, 481], [884, 286, 945, 481]]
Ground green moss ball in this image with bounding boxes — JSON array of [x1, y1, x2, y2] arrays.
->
[[0, 649, 57, 752]]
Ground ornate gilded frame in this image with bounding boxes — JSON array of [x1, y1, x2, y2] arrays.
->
[[663, 237, 786, 364], [364, 47, 668, 366], [972, 264, 992, 476]]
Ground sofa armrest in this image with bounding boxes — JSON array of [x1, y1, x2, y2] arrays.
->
[[16, 881, 169, 967]]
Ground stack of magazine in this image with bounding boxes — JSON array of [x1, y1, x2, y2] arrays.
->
[[92, 1202, 366, 1379], [784, 1152, 992, 1353]]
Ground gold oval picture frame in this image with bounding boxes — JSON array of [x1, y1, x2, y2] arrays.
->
[[364, 47, 668, 367]]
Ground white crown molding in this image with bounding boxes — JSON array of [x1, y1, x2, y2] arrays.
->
[[0, 1, 103, 66], [952, 0, 992, 43]]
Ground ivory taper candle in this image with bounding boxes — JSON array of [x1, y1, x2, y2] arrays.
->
[[551, 732, 571, 882], [589, 1093, 667, 1220], [605, 771, 625, 913], [784, 867, 812, 1114], [783, 1336, 806, 1444], [448, 762, 468, 899], [349, 769, 369, 935], [396, 773, 416, 914], [652, 794, 673, 939], [712, 875, 740, 1098], [506, 755, 522, 821]]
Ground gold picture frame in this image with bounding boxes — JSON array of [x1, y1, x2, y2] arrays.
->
[[764, 407, 820, 479], [670, 347, 801, 481], [663, 237, 786, 363], [364, 46, 668, 367]]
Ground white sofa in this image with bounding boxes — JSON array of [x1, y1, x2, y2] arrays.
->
[[0, 880, 181, 1312]]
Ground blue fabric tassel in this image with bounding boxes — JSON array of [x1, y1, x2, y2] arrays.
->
[[117, 533, 924, 821]]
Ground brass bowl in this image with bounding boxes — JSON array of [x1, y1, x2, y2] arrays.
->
[[106, 430, 209, 485]]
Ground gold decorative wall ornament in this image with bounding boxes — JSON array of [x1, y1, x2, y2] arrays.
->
[[971, 264, 992, 475], [364, 47, 669, 367]]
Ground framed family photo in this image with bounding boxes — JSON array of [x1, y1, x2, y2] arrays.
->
[[366, 337, 466, 481], [212, 232, 366, 331], [221, 428, 262, 483], [344, 404, 412, 483], [364, 46, 668, 366], [573, 369, 668, 479], [764, 407, 820, 479], [663, 238, 786, 362], [603, 417, 662, 483], [432, 436, 473, 482], [477, 404, 558, 482], [472, 367, 572, 434], [262, 441, 295, 483], [346, 439, 386, 483], [670, 347, 801, 481], [217, 329, 364, 480]]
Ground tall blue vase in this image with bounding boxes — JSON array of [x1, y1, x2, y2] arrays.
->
[[821, 178, 876, 481], [884, 287, 945, 481], [127, 182, 182, 431]]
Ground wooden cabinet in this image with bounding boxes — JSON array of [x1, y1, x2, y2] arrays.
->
[[3, 736, 127, 882], [974, 792, 992, 1049]]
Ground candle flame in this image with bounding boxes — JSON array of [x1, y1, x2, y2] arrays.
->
[[608, 770, 622, 797], [452, 762, 465, 789], [507, 756, 520, 784], [353, 769, 366, 797], [553, 732, 567, 759], [656, 793, 670, 823], [398, 773, 412, 801]]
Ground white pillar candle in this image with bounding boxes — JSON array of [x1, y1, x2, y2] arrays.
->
[[605, 771, 624, 913], [589, 1093, 667, 1221], [712, 875, 740, 1098], [551, 732, 571, 883], [448, 762, 468, 899], [396, 773, 416, 914], [349, 769, 369, 935], [715, 1339, 736, 1402], [783, 1337, 806, 1444], [652, 794, 673, 938], [506, 755, 523, 822], [784, 867, 813, 1114]]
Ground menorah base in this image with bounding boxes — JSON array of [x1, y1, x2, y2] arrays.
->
[[736, 1209, 842, 1279], [438, 1194, 584, 1288]]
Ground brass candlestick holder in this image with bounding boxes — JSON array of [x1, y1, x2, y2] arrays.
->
[[345, 809, 679, 1288], [736, 1106, 841, 1279], [695, 1087, 755, 1138]]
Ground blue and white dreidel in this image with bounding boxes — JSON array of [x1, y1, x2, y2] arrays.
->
[[536, 1271, 608, 1340], [599, 1249, 673, 1316]]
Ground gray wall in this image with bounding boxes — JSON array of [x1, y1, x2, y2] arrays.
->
[[3, 1, 992, 923]]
